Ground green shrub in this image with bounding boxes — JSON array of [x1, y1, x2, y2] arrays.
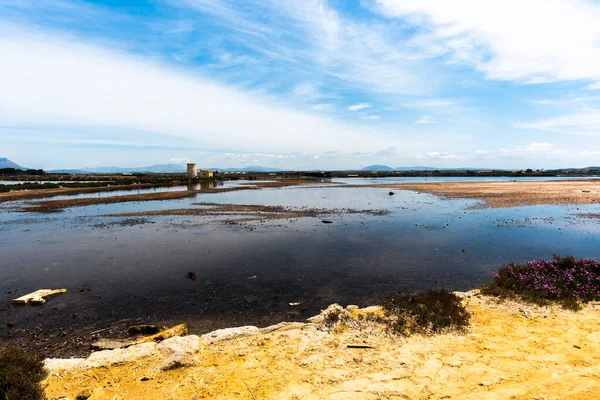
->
[[0, 347, 47, 400], [381, 289, 470, 335]]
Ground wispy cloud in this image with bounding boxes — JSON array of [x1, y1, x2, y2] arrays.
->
[[499, 143, 559, 155], [517, 110, 600, 135], [411, 151, 460, 160], [414, 115, 438, 124], [176, 0, 442, 96], [426, 151, 459, 160], [312, 103, 332, 111], [168, 157, 192, 165], [0, 25, 415, 157], [3, 0, 600, 169], [348, 103, 372, 111], [525, 96, 600, 106]]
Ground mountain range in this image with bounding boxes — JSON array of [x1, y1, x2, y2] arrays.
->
[[0, 158, 25, 170], [3, 157, 600, 173], [361, 165, 482, 171], [47, 164, 284, 174]]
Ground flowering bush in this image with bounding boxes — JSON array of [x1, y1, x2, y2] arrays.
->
[[481, 255, 600, 310]]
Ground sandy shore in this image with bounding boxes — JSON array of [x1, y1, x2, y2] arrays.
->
[[43, 292, 600, 399], [382, 180, 600, 208]]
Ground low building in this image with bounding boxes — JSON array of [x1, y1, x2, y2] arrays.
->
[[199, 169, 213, 179]]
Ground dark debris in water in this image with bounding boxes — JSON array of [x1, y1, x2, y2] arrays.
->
[[91, 218, 155, 229]]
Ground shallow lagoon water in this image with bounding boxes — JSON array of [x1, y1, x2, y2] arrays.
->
[[1, 180, 600, 354]]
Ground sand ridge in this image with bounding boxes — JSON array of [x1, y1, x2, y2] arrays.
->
[[44, 292, 600, 399], [381, 179, 600, 208]]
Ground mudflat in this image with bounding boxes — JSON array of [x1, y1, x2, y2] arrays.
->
[[382, 179, 600, 208]]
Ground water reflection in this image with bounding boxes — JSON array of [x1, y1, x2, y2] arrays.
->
[[1, 182, 600, 350], [187, 180, 224, 191]]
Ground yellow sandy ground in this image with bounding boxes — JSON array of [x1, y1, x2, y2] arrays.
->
[[44, 292, 600, 400], [382, 180, 600, 208]]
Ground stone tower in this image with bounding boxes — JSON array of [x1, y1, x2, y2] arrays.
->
[[186, 163, 197, 178]]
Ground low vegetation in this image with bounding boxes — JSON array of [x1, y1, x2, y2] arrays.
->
[[380, 289, 471, 335], [0, 347, 47, 400], [481, 255, 600, 310], [0, 178, 177, 194]]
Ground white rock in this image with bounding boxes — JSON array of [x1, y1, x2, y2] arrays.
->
[[44, 358, 85, 374], [84, 342, 156, 368], [201, 326, 259, 345], [157, 335, 201, 370], [259, 322, 305, 334]]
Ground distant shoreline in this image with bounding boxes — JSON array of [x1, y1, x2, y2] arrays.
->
[[378, 180, 600, 208]]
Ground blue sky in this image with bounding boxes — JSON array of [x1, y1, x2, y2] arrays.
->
[[1, 0, 600, 170]]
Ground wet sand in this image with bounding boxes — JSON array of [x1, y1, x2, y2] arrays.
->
[[103, 203, 388, 224], [381, 180, 600, 208], [44, 292, 600, 400]]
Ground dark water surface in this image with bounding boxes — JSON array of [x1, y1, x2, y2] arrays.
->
[[1, 180, 599, 355]]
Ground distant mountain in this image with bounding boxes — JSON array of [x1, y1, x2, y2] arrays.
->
[[0, 158, 25, 170], [395, 166, 498, 171], [49, 164, 185, 174], [361, 165, 394, 171], [49, 164, 284, 174], [212, 166, 283, 172], [394, 166, 438, 171]]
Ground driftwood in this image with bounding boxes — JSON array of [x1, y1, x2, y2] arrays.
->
[[13, 289, 67, 304], [91, 324, 188, 350]]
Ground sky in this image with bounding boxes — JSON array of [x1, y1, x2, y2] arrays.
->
[[1, 0, 600, 170]]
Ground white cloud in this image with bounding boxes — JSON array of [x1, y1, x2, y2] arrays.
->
[[404, 99, 457, 109], [411, 151, 459, 160], [0, 25, 414, 155], [291, 82, 327, 101], [467, 144, 567, 160], [426, 151, 458, 159], [348, 103, 372, 111], [499, 142, 564, 156], [375, 0, 600, 84], [473, 149, 494, 159], [577, 150, 600, 156], [168, 157, 192, 165], [517, 109, 600, 135], [312, 103, 332, 111], [362, 115, 381, 120], [414, 115, 438, 124], [525, 96, 600, 106]]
